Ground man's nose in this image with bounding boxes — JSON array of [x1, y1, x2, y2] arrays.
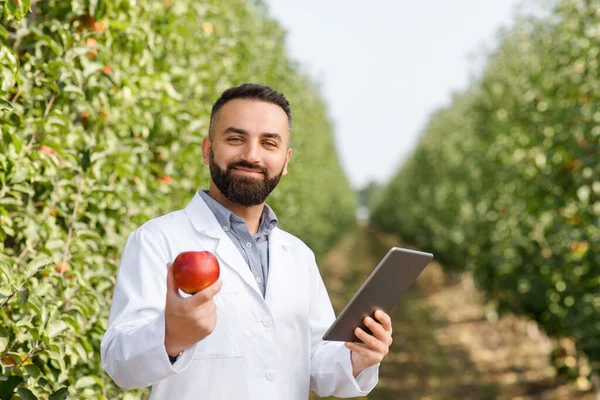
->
[[240, 141, 261, 163]]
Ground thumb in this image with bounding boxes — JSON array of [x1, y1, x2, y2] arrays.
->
[[166, 262, 182, 299]]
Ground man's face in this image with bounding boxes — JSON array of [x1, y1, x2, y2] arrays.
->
[[202, 99, 292, 206]]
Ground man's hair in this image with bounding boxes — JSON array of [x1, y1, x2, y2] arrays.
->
[[209, 83, 292, 142]]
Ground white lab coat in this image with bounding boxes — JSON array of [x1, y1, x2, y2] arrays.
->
[[101, 191, 379, 399]]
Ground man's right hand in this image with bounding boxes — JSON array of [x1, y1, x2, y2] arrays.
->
[[164, 262, 222, 357]]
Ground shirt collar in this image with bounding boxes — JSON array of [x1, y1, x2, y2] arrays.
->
[[198, 190, 278, 236]]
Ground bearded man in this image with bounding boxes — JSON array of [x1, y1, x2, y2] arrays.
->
[[101, 83, 393, 399]]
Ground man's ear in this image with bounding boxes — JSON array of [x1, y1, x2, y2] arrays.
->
[[282, 148, 292, 176], [201, 137, 211, 165]]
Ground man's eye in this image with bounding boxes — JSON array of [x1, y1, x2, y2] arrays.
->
[[228, 137, 242, 142], [264, 141, 277, 147]]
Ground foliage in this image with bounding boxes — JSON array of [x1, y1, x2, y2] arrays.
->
[[371, 0, 600, 382], [0, 0, 356, 397]]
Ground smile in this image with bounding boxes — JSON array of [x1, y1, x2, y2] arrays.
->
[[232, 167, 265, 177]]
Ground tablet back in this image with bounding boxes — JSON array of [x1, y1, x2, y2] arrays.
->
[[322, 247, 433, 342]]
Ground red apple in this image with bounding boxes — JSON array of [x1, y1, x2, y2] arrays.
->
[[55, 261, 69, 274], [39, 145, 55, 155], [172, 251, 220, 294]]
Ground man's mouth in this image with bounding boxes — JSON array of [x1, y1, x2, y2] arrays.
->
[[232, 167, 265, 176]]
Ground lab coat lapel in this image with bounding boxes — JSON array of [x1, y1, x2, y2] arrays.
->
[[214, 232, 262, 296], [265, 228, 292, 305], [184, 191, 261, 296]]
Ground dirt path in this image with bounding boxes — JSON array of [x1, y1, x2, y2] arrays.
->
[[312, 224, 596, 400]]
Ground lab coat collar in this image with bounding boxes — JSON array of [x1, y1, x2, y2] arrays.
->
[[184, 191, 292, 297]]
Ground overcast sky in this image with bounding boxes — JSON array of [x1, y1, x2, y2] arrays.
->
[[263, 1, 523, 189]]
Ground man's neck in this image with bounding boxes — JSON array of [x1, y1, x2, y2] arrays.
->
[[207, 184, 264, 235]]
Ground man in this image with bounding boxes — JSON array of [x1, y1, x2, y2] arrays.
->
[[101, 83, 393, 399]]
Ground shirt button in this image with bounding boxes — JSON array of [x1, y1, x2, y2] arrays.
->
[[255, 276, 262, 283], [222, 226, 229, 232], [262, 316, 273, 328], [245, 242, 252, 248], [265, 370, 275, 381]]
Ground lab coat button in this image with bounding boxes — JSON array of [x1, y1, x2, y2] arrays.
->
[[265, 370, 275, 381], [262, 316, 273, 328]]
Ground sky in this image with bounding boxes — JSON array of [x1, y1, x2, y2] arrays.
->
[[263, 1, 524, 189]]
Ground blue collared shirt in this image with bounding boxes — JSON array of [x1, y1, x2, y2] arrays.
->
[[198, 190, 277, 297]]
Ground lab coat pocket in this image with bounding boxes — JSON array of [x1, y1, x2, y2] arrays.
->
[[192, 291, 242, 359]]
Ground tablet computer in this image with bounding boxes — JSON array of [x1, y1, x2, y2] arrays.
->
[[322, 247, 433, 342]]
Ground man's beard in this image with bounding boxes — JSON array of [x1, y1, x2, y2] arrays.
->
[[209, 151, 284, 207]]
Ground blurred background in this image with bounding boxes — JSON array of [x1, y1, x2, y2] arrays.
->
[[0, 0, 598, 399]]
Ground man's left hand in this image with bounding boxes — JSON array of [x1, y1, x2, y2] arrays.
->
[[344, 310, 393, 377]]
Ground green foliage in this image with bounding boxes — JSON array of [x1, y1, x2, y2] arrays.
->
[[371, 0, 600, 380], [0, 0, 355, 398]]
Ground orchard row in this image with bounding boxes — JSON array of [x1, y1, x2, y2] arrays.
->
[[0, 1, 355, 398]]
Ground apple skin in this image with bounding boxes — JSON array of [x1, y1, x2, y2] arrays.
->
[[172, 251, 220, 294]]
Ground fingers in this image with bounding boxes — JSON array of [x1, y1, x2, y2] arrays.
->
[[354, 327, 387, 353], [364, 315, 393, 346], [166, 262, 183, 299], [374, 310, 393, 333], [188, 278, 223, 306]]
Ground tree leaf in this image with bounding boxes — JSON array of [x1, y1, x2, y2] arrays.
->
[[48, 388, 69, 400], [18, 288, 29, 307], [74, 376, 96, 389], [0, 337, 8, 353], [16, 387, 37, 400], [24, 364, 41, 379], [47, 320, 68, 338], [0, 99, 13, 112], [0, 376, 23, 400], [63, 85, 84, 97]]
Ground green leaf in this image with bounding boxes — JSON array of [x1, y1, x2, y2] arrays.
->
[[15, 321, 40, 342], [0, 337, 7, 353], [80, 148, 91, 172], [0, 263, 11, 284], [47, 320, 68, 338], [82, 64, 104, 78], [0, 376, 23, 400], [18, 288, 29, 307], [47, 115, 69, 128], [9, 184, 34, 196], [32, 31, 61, 56], [2, 130, 11, 146], [0, 99, 13, 112], [16, 387, 37, 400], [0, 285, 13, 297], [73, 342, 88, 361], [62, 315, 81, 332], [48, 388, 69, 400], [0, 197, 22, 206], [25, 297, 42, 320], [0, 25, 8, 40], [46, 60, 73, 77], [25, 259, 53, 278], [63, 85, 84, 97], [24, 364, 41, 379], [74, 376, 96, 389], [1, 68, 16, 93]]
